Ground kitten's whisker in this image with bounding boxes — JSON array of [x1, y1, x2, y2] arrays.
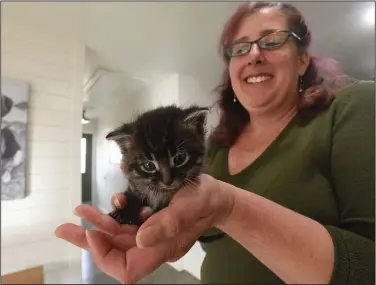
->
[[183, 178, 199, 195], [182, 179, 194, 193]]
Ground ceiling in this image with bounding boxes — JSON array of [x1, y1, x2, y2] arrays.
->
[[2, 1, 375, 96]]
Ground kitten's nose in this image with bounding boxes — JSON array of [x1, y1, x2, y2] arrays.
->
[[160, 167, 173, 186], [163, 177, 173, 186]]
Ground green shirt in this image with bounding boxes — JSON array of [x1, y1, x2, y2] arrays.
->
[[200, 81, 375, 284]]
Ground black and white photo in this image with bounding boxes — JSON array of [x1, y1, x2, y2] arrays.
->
[[1, 77, 29, 200]]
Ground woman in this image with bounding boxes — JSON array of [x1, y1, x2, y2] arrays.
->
[[55, 2, 374, 284]]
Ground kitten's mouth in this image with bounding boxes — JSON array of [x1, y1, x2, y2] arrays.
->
[[158, 182, 183, 192], [160, 184, 181, 192]]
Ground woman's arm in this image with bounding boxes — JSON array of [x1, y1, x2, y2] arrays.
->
[[217, 182, 334, 284]]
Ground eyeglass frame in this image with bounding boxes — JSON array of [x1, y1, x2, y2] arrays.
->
[[225, 30, 302, 59]]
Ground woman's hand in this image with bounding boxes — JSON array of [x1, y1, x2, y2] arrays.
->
[[135, 174, 233, 248], [54, 174, 233, 284], [54, 198, 159, 284]]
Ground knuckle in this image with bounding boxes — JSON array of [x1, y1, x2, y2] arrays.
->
[[164, 211, 181, 237], [164, 243, 179, 261]]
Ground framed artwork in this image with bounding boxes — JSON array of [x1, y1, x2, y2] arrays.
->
[[1, 77, 30, 200]]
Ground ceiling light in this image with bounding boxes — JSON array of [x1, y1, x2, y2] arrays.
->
[[81, 118, 90, 124], [82, 110, 90, 124], [364, 5, 375, 26]]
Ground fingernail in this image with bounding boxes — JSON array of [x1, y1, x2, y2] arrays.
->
[[136, 226, 161, 248], [114, 198, 121, 208], [54, 229, 61, 238]]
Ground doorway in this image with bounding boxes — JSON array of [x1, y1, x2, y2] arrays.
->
[[81, 134, 93, 204]]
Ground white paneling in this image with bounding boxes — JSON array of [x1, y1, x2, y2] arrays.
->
[[1, 19, 83, 278]]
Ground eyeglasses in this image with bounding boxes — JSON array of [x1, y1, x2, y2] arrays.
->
[[225, 30, 302, 59]]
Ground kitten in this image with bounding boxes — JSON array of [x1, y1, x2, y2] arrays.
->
[[106, 105, 224, 243]]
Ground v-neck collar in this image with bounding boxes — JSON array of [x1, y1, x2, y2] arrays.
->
[[223, 113, 299, 180]]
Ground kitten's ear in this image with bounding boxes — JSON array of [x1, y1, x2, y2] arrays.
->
[[183, 106, 209, 137], [106, 123, 133, 149]]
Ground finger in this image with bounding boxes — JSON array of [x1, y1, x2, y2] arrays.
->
[[137, 200, 213, 248], [140, 207, 153, 222], [111, 193, 127, 210], [87, 230, 171, 285], [136, 200, 208, 248], [54, 223, 90, 251], [124, 242, 172, 284], [75, 205, 137, 236], [112, 233, 137, 250], [86, 230, 130, 283], [86, 229, 115, 258]]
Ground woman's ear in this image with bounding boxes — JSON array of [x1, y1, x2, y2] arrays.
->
[[298, 51, 310, 75]]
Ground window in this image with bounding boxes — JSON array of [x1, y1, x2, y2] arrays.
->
[[81, 138, 86, 173]]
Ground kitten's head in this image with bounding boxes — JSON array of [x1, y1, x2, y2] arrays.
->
[[106, 105, 209, 200]]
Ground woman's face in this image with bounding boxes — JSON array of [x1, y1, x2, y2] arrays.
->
[[228, 9, 309, 115]]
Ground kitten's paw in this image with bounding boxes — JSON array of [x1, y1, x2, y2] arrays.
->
[[108, 208, 142, 226]]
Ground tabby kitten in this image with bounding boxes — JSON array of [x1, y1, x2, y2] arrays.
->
[[106, 105, 209, 227]]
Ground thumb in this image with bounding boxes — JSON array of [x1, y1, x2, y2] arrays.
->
[[136, 208, 176, 248], [136, 199, 193, 248], [136, 201, 208, 248]]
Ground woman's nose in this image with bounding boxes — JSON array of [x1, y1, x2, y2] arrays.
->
[[247, 44, 263, 65]]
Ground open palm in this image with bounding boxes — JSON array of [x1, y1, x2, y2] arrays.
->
[[55, 174, 229, 284], [55, 204, 169, 284]]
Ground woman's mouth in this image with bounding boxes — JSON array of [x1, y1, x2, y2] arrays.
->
[[244, 75, 272, 84]]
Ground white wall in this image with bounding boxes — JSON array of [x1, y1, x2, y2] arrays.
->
[[1, 20, 84, 276], [82, 120, 97, 134], [149, 73, 179, 108], [177, 73, 220, 133]]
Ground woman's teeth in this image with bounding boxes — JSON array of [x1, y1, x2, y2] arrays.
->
[[246, 75, 271, 84]]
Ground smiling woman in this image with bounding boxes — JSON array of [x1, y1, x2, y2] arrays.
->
[[214, 2, 343, 147], [198, 2, 374, 284]]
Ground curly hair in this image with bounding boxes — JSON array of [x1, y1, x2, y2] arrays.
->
[[213, 2, 345, 147]]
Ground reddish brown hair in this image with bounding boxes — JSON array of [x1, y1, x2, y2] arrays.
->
[[213, 2, 344, 147]]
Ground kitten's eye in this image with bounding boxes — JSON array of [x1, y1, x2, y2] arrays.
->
[[173, 152, 189, 167], [140, 161, 157, 173]]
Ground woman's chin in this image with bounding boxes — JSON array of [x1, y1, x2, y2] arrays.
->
[[240, 92, 276, 113]]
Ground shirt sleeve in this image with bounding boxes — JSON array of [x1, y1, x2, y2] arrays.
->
[[326, 81, 375, 285]]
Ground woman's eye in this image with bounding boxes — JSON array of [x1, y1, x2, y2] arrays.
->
[[231, 43, 250, 56], [174, 152, 188, 167], [259, 32, 288, 49]]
